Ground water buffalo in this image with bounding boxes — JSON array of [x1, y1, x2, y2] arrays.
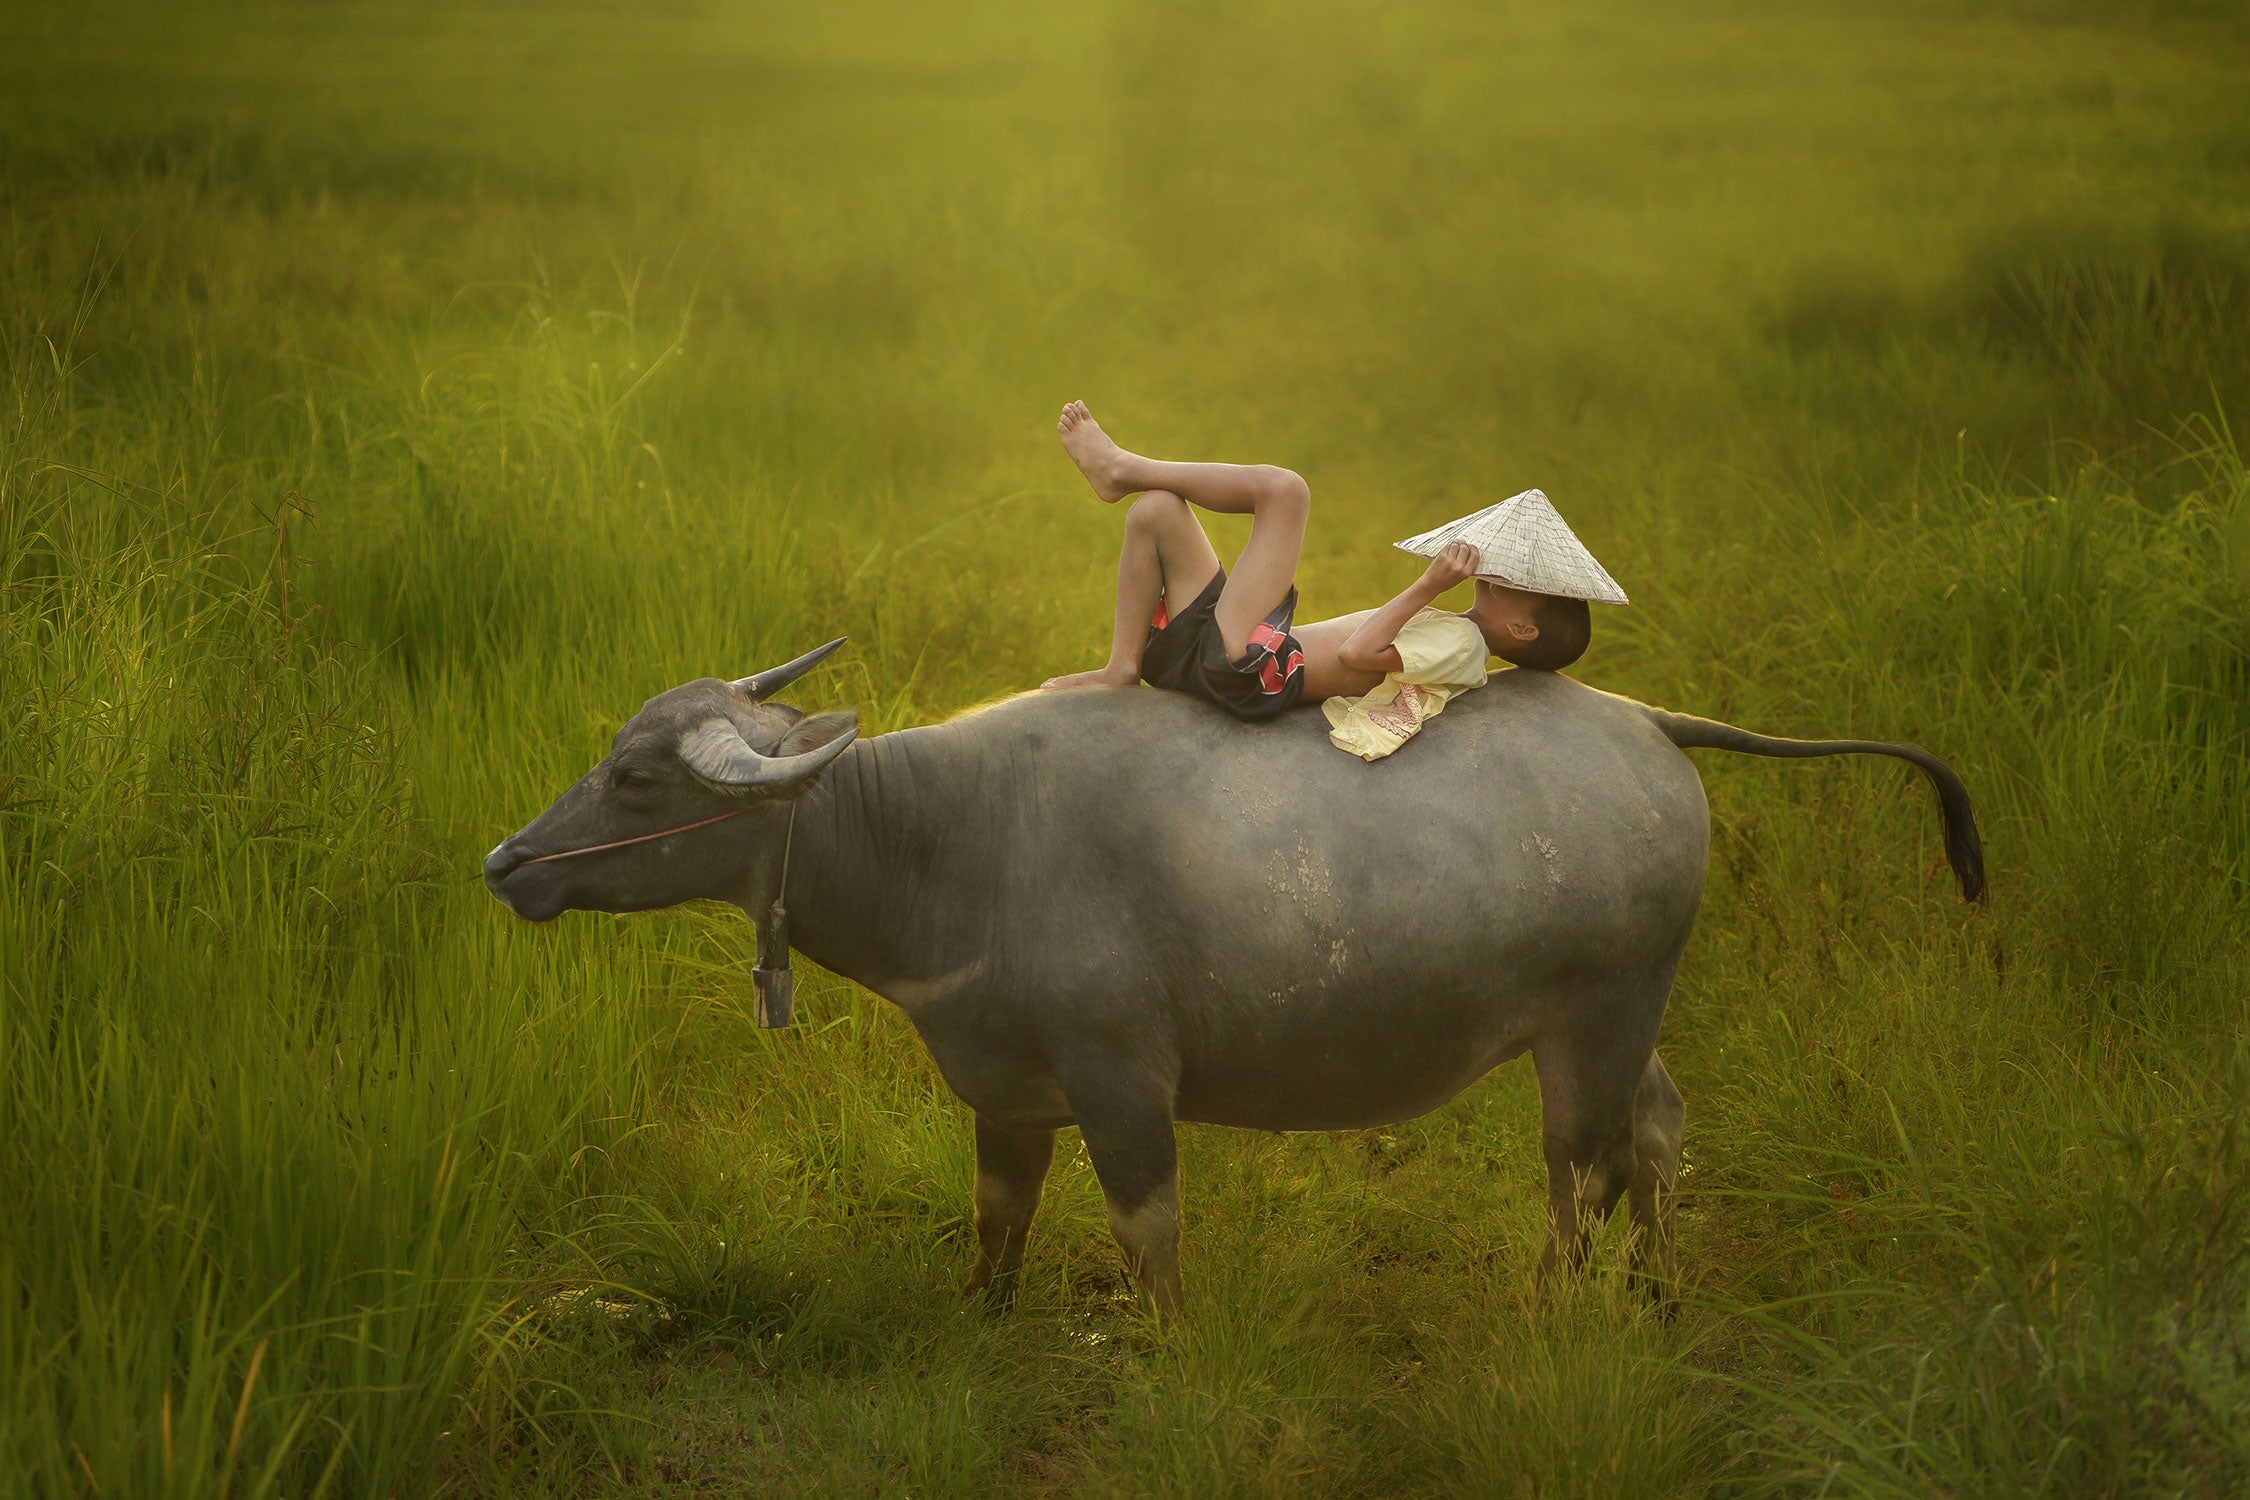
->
[[484, 641, 1982, 1312]]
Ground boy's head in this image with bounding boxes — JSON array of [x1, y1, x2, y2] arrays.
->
[[1470, 581, 1592, 671]]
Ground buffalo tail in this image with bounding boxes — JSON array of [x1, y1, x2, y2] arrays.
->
[[1641, 707, 1987, 903]]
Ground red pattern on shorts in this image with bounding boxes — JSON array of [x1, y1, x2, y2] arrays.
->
[[1246, 620, 1304, 696]]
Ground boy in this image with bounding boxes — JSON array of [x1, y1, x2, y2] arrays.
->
[[1042, 403, 1609, 754]]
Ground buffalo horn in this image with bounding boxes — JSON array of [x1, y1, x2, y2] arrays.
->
[[733, 637, 848, 700], [679, 715, 858, 794]]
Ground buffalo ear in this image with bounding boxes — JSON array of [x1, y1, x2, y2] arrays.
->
[[775, 709, 858, 757]]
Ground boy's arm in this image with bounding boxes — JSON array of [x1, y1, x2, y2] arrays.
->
[[1337, 542, 1481, 674]]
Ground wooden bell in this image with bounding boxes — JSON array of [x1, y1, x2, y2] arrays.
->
[[753, 897, 794, 1028]]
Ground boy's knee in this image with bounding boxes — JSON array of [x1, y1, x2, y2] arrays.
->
[[1255, 466, 1310, 517], [1126, 489, 1189, 531]]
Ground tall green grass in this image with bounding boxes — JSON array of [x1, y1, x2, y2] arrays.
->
[[0, 298, 666, 1491], [4, 0, 2248, 1492]]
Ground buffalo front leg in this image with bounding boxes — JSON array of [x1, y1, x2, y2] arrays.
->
[[1073, 1102, 1184, 1315], [965, 1117, 1057, 1304]]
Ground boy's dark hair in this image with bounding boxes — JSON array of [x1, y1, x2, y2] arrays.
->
[[1494, 594, 1591, 672]]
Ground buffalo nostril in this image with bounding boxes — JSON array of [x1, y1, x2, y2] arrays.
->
[[484, 842, 521, 881]]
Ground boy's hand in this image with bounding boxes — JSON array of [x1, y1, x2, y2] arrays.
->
[[1421, 541, 1481, 592]]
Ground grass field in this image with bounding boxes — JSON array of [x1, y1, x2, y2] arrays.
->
[[4, 0, 2249, 1493]]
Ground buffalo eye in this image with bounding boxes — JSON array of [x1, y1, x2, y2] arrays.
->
[[612, 766, 657, 793]]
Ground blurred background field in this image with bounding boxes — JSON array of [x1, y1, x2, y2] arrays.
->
[[3, 0, 2248, 1493]]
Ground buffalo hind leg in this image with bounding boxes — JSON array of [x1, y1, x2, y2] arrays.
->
[[1533, 1020, 1667, 1293], [965, 1117, 1057, 1304], [1627, 1050, 1684, 1305], [1073, 1102, 1184, 1315]]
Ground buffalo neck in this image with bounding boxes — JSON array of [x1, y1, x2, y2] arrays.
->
[[778, 726, 998, 1001]]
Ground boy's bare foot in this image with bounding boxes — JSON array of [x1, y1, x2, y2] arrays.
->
[[1041, 665, 1140, 691], [1058, 401, 1136, 503]]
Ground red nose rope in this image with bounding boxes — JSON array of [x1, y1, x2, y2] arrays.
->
[[517, 808, 748, 865]]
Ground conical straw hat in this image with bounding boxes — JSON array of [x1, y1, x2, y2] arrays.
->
[[1395, 489, 1629, 604]]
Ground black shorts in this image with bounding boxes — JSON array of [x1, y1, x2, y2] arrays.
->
[[1138, 569, 1306, 722]]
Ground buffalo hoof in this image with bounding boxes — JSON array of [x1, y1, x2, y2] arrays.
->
[[1633, 1273, 1682, 1324], [963, 1266, 1023, 1310]]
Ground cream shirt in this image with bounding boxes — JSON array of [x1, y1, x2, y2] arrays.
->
[[1322, 608, 1492, 761]]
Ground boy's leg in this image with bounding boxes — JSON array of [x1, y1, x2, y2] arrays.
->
[[1041, 489, 1221, 690], [1058, 402, 1309, 660]]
